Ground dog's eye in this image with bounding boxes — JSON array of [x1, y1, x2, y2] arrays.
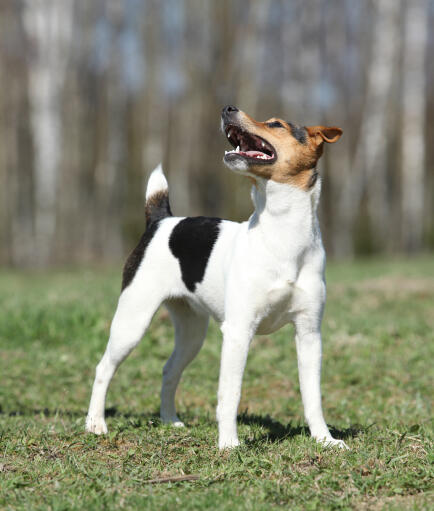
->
[[266, 121, 284, 128]]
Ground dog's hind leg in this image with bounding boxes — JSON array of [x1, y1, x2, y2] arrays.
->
[[86, 283, 165, 435], [160, 300, 209, 426]]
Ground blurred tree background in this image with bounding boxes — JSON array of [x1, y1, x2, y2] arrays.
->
[[0, 0, 433, 267]]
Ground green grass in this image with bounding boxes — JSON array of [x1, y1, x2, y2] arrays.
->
[[0, 257, 433, 510]]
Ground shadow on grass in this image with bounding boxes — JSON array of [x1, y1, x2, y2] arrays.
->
[[1, 406, 364, 444], [1, 406, 83, 418], [238, 411, 364, 445], [0, 405, 160, 422]]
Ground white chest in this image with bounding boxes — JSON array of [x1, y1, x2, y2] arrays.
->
[[255, 279, 296, 335]]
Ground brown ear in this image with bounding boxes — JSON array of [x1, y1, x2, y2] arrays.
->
[[306, 126, 343, 145]]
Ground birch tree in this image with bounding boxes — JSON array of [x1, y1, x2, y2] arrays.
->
[[23, 0, 73, 265], [335, 0, 400, 256], [400, 0, 428, 252], [0, 2, 35, 266]]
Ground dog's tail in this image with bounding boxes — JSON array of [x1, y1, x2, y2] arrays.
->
[[145, 163, 172, 225]]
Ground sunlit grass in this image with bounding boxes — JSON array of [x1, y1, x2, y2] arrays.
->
[[0, 258, 433, 510]]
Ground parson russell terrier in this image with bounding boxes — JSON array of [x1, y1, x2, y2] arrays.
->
[[86, 105, 348, 450]]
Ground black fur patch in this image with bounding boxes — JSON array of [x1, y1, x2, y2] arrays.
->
[[122, 190, 173, 291], [121, 222, 159, 291], [145, 190, 172, 225], [169, 217, 221, 292], [287, 122, 307, 144]]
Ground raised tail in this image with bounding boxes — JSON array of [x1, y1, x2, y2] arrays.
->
[[145, 163, 172, 225]]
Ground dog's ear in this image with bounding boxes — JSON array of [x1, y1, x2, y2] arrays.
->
[[306, 126, 343, 146]]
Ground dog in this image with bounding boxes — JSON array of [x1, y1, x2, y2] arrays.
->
[[86, 105, 347, 450]]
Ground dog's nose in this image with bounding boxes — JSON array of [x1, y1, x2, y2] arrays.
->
[[222, 105, 239, 117]]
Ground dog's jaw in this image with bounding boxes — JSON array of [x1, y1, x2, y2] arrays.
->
[[223, 154, 249, 173]]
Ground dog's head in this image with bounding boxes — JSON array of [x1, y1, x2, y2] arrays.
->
[[221, 105, 342, 190]]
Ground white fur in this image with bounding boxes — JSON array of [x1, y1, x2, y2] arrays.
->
[[145, 163, 168, 200], [86, 166, 348, 450]]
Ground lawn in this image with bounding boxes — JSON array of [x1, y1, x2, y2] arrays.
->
[[0, 258, 433, 510]]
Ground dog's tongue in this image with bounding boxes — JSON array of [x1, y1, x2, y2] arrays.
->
[[241, 150, 271, 159]]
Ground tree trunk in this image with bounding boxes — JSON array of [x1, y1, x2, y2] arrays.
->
[[23, 0, 73, 266], [335, 0, 400, 256], [400, 0, 428, 252], [0, 2, 35, 266]]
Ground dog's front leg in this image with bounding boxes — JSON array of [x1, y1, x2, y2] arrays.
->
[[294, 318, 348, 449], [216, 322, 253, 449]]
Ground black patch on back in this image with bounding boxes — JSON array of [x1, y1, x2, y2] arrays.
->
[[287, 122, 307, 144], [121, 221, 159, 291], [169, 217, 222, 292]]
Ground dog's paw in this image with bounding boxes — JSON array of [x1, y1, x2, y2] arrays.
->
[[85, 416, 108, 435], [218, 437, 240, 450], [317, 437, 349, 450], [161, 416, 185, 428], [172, 421, 185, 428]]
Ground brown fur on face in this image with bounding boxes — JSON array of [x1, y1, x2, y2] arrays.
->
[[234, 111, 342, 190]]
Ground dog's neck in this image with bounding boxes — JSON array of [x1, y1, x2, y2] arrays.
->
[[248, 175, 322, 259]]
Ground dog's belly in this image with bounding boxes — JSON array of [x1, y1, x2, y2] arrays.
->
[[190, 274, 299, 334], [256, 313, 291, 335], [186, 293, 225, 322], [188, 287, 293, 334]]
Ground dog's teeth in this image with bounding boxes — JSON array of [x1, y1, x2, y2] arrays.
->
[[236, 146, 240, 152], [262, 142, 265, 148]]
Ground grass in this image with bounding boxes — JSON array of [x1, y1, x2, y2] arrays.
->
[[0, 257, 433, 510]]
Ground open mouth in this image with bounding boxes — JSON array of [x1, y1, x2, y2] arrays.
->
[[224, 125, 276, 163]]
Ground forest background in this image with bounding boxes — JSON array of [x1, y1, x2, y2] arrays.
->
[[1, 0, 433, 267]]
